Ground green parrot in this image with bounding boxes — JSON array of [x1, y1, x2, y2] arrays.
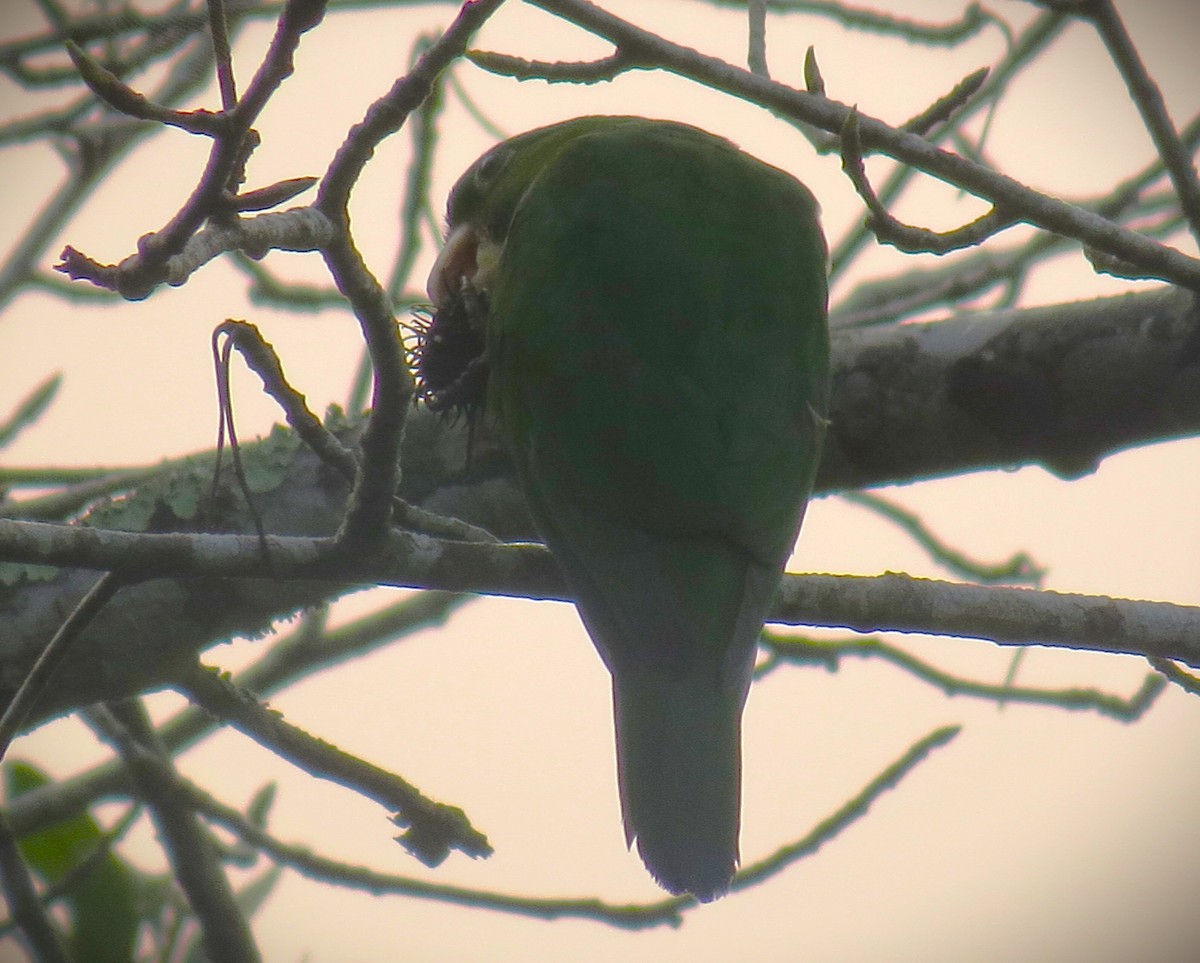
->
[[423, 115, 829, 901]]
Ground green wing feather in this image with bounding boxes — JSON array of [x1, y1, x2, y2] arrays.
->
[[444, 117, 829, 900]]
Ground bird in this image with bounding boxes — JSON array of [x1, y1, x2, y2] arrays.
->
[[422, 115, 830, 901]]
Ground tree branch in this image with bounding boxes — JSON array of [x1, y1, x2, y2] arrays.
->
[[173, 663, 492, 865], [822, 286, 1200, 487], [759, 633, 1165, 721], [315, 0, 505, 552], [3, 593, 472, 840], [1, 285, 1197, 724], [0, 810, 70, 963], [1081, 0, 1200, 248], [2, 529, 1198, 728], [86, 701, 261, 963], [518, 0, 1200, 289]]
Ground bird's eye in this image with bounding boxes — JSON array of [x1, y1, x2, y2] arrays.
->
[[473, 145, 512, 189]]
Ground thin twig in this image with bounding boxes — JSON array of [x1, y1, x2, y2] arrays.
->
[[64, 39, 227, 135], [0, 28, 219, 307], [733, 726, 961, 890], [760, 634, 1165, 722], [211, 329, 273, 563], [212, 320, 497, 544], [388, 32, 445, 303], [1083, 0, 1200, 249], [832, 112, 1200, 326], [4, 592, 473, 841], [445, 68, 508, 139], [173, 662, 492, 865], [466, 48, 639, 83], [208, 0, 240, 110], [54, 0, 329, 299], [840, 107, 1018, 254], [181, 779, 686, 929], [0, 572, 124, 762], [87, 701, 262, 963], [829, 9, 1067, 278], [515, 0, 1200, 287], [182, 726, 959, 921], [215, 319, 358, 478], [229, 251, 348, 309], [0, 809, 70, 963], [901, 66, 989, 136], [1148, 658, 1200, 697], [705, 0, 1003, 46], [0, 374, 61, 451], [841, 491, 1045, 585], [316, 0, 505, 552], [747, 0, 768, 76]]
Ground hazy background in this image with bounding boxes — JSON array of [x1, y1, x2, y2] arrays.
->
[[2, 1, 1199, 960]]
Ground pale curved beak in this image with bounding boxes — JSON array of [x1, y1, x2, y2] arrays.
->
[[426, 224, 479, 307]]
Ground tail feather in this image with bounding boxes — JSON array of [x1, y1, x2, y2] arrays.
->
[[526, 508, 781, 900], [613, 664, 749, 901]]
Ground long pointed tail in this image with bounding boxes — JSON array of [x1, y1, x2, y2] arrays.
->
[[612, 667, 747, 901]]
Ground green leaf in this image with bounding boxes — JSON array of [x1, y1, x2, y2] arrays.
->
[[5, 761, 140, 963], [246, 782, 277, 829], [0, 373, 61, 450]]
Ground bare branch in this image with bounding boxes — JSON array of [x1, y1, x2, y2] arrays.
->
[[86, 701, 262, 963], [900, 66, 989, 136], [64, 39, 227, 135], [526, 0, 1200, 289], [1149, 658, 1200, 697], [208, 0, 240, 110], [0, 23, 219, 308], [53, 0, 330, 300], [174, 663, 492, 864], [183, 779, 687, 929], [0, 282, 1196, 725], [829, 10, 1067, 278], [734, 726, 961, 890], [0, 573, 124, 763], [467, 48, 638, 83], [708, 0, 1004, 45], [840, 107, 1018, 254], [833, 113, 1200, 326], [57, 206, 333, 294], [4, 592, 473, 855], [2, 515, 1198, 700], [0, 374, 61, 452], [0, 810, 70, 963], [747, 0, 768, 76], [315, 0, 505, 553], [773, 573, 1200, 667], [215, 319, 357, 477], [760, 633, 1165, 721], [839, 491, 1045, 585], [1082, 0, 1200, 248]]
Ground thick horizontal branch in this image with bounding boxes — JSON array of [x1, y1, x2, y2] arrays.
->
[[821, 285, 1200, 487], [1, 288, 1197, 723], [2, 515, 1198, 726], [773, 573, 1200, 666]]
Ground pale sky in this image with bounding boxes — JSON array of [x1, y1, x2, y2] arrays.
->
[[2, 2, 1199, 961]]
